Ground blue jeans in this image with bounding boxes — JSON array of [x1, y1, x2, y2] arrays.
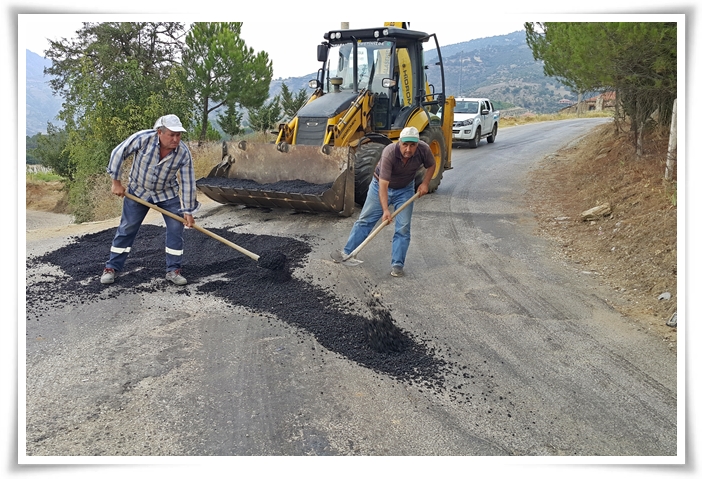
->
[[105, 194, 185, 272], [343, 178, 415, 267]]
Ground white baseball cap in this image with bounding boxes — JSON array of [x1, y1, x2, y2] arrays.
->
[[154, 114, 186, 132], [399, 126, 419, 143]]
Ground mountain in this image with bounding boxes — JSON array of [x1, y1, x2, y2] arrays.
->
[[427, 31, 575, 112], [25, 30, 575, 137], [26, 50, 64, 137]]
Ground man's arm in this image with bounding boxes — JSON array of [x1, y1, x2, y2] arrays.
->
[[178, 148, 200, 227], [378, 179, 392, 222], [106, 130, 145, 182], [417, 164, 436, 196]]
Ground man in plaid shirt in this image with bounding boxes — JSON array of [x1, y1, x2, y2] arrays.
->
[[100, 114, 200, 286]]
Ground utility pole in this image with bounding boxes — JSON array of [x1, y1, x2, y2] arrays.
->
[[665, 98, 677, 181], [458, 52, 463, 96]]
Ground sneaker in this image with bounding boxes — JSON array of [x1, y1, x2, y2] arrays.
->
[[100, 268, 115, 284], [330, 249, 350, 263], [390, 265, 404, 277], [166, 269, 187, 285]]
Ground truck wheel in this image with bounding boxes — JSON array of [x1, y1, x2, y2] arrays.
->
[[415, 126, 447, 193], [487, 124, 497, 144], [468, 126, 481, 148], [354, 142, 386, 205]]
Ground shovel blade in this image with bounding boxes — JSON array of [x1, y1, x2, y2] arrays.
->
[[330, 250, 364, 266]]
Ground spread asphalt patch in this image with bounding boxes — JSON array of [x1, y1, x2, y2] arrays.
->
[[25, 225, 451, 389]]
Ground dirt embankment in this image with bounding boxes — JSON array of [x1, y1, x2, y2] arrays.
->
[[526, 123, 677, 345], [26, 180, 69, 213]]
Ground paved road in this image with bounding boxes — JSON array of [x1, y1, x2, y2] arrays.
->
[[23, 119, 678, 463]]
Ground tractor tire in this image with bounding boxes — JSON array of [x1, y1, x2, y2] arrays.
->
[[414, 126, 447, 193], [354, 142, 386, 205]]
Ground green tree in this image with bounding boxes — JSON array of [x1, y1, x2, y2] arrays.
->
[[247, 96, 281, 133], [32, 124, 72, 180], [525, 22, 677, 155], [182, 22, 273, 145], [193, 121, 223, 142], [526, 23, 612, 94], [44, 22, 192, 221], [217, 103, 244, 137], [279, 82, 308, 120], [26, 133, 42, 164]]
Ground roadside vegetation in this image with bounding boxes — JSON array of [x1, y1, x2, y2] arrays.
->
[[27, 21, 676, 225]]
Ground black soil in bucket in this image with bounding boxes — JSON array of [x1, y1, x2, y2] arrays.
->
[[26, 225, 454, 391], [197, 177, 333, 195]]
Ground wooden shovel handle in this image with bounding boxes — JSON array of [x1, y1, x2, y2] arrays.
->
[[348, 192, 421, 258], [124, 192, 260, 261]]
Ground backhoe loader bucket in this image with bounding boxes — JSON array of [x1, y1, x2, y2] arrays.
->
[[196, 141, 356, 217]]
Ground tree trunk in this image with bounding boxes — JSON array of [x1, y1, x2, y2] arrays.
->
[[636, 120, 644, 159], [198, 97, 210, 147]]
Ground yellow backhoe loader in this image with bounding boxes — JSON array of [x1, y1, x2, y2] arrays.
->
[[197, 23, 455, 216]]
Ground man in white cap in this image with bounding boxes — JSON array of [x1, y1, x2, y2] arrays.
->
[[100, 114, 199, 286], [332, 126, 435, 277]]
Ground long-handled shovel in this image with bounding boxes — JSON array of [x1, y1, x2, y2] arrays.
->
[[333, 192, 421, 266], [124, 192, 286, 270]]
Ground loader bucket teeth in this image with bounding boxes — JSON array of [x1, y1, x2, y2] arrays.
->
[[209, 157, 233, 178]]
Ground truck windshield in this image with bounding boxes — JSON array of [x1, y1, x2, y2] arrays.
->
[[324, 41, 394, 93], [455, 101, 479, 114]]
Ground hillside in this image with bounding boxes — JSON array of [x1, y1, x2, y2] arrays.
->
[[25, 51, 63, 136], [26, 30, 577, 137], [526, 124, 677, 347]]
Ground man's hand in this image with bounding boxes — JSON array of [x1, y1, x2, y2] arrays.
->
[[183, 214, 195, 228], [416, 183, 430, 197], [382, 209, 393, 223], [111, 180, 125, 197]]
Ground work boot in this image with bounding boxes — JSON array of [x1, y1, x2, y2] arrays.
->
[[330, 249, 350, 263], [390, 265, 404, 277], [166, 269, 187, 285], [100, 268, 115, 284]]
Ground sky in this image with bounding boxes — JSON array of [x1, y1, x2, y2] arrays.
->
[[16, 10, 687, 80], [18, 15, 530, 79]]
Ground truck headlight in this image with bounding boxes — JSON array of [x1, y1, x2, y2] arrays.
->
[[454, 119, 474, 127]]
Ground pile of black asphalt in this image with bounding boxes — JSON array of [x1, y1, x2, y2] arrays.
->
[[196, 177, 333, 195], [26, 225, 450, 390]]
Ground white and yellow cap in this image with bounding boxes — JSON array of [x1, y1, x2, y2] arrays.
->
[[399, 126, 419, 143]]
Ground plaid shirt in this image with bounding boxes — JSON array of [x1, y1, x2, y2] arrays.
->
[[107, 129, 200, 215]]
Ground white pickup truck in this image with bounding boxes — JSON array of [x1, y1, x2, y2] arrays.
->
[[451, 97, 500, 148]]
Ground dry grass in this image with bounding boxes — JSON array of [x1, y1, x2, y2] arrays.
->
[[501, 110, 612, 128], [189, 142, 224, 179], [87, 174, 124, 221], [526, 123, 677, 344]]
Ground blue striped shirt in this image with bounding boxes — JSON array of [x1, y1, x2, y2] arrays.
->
[[107, 129, 200, 215]]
